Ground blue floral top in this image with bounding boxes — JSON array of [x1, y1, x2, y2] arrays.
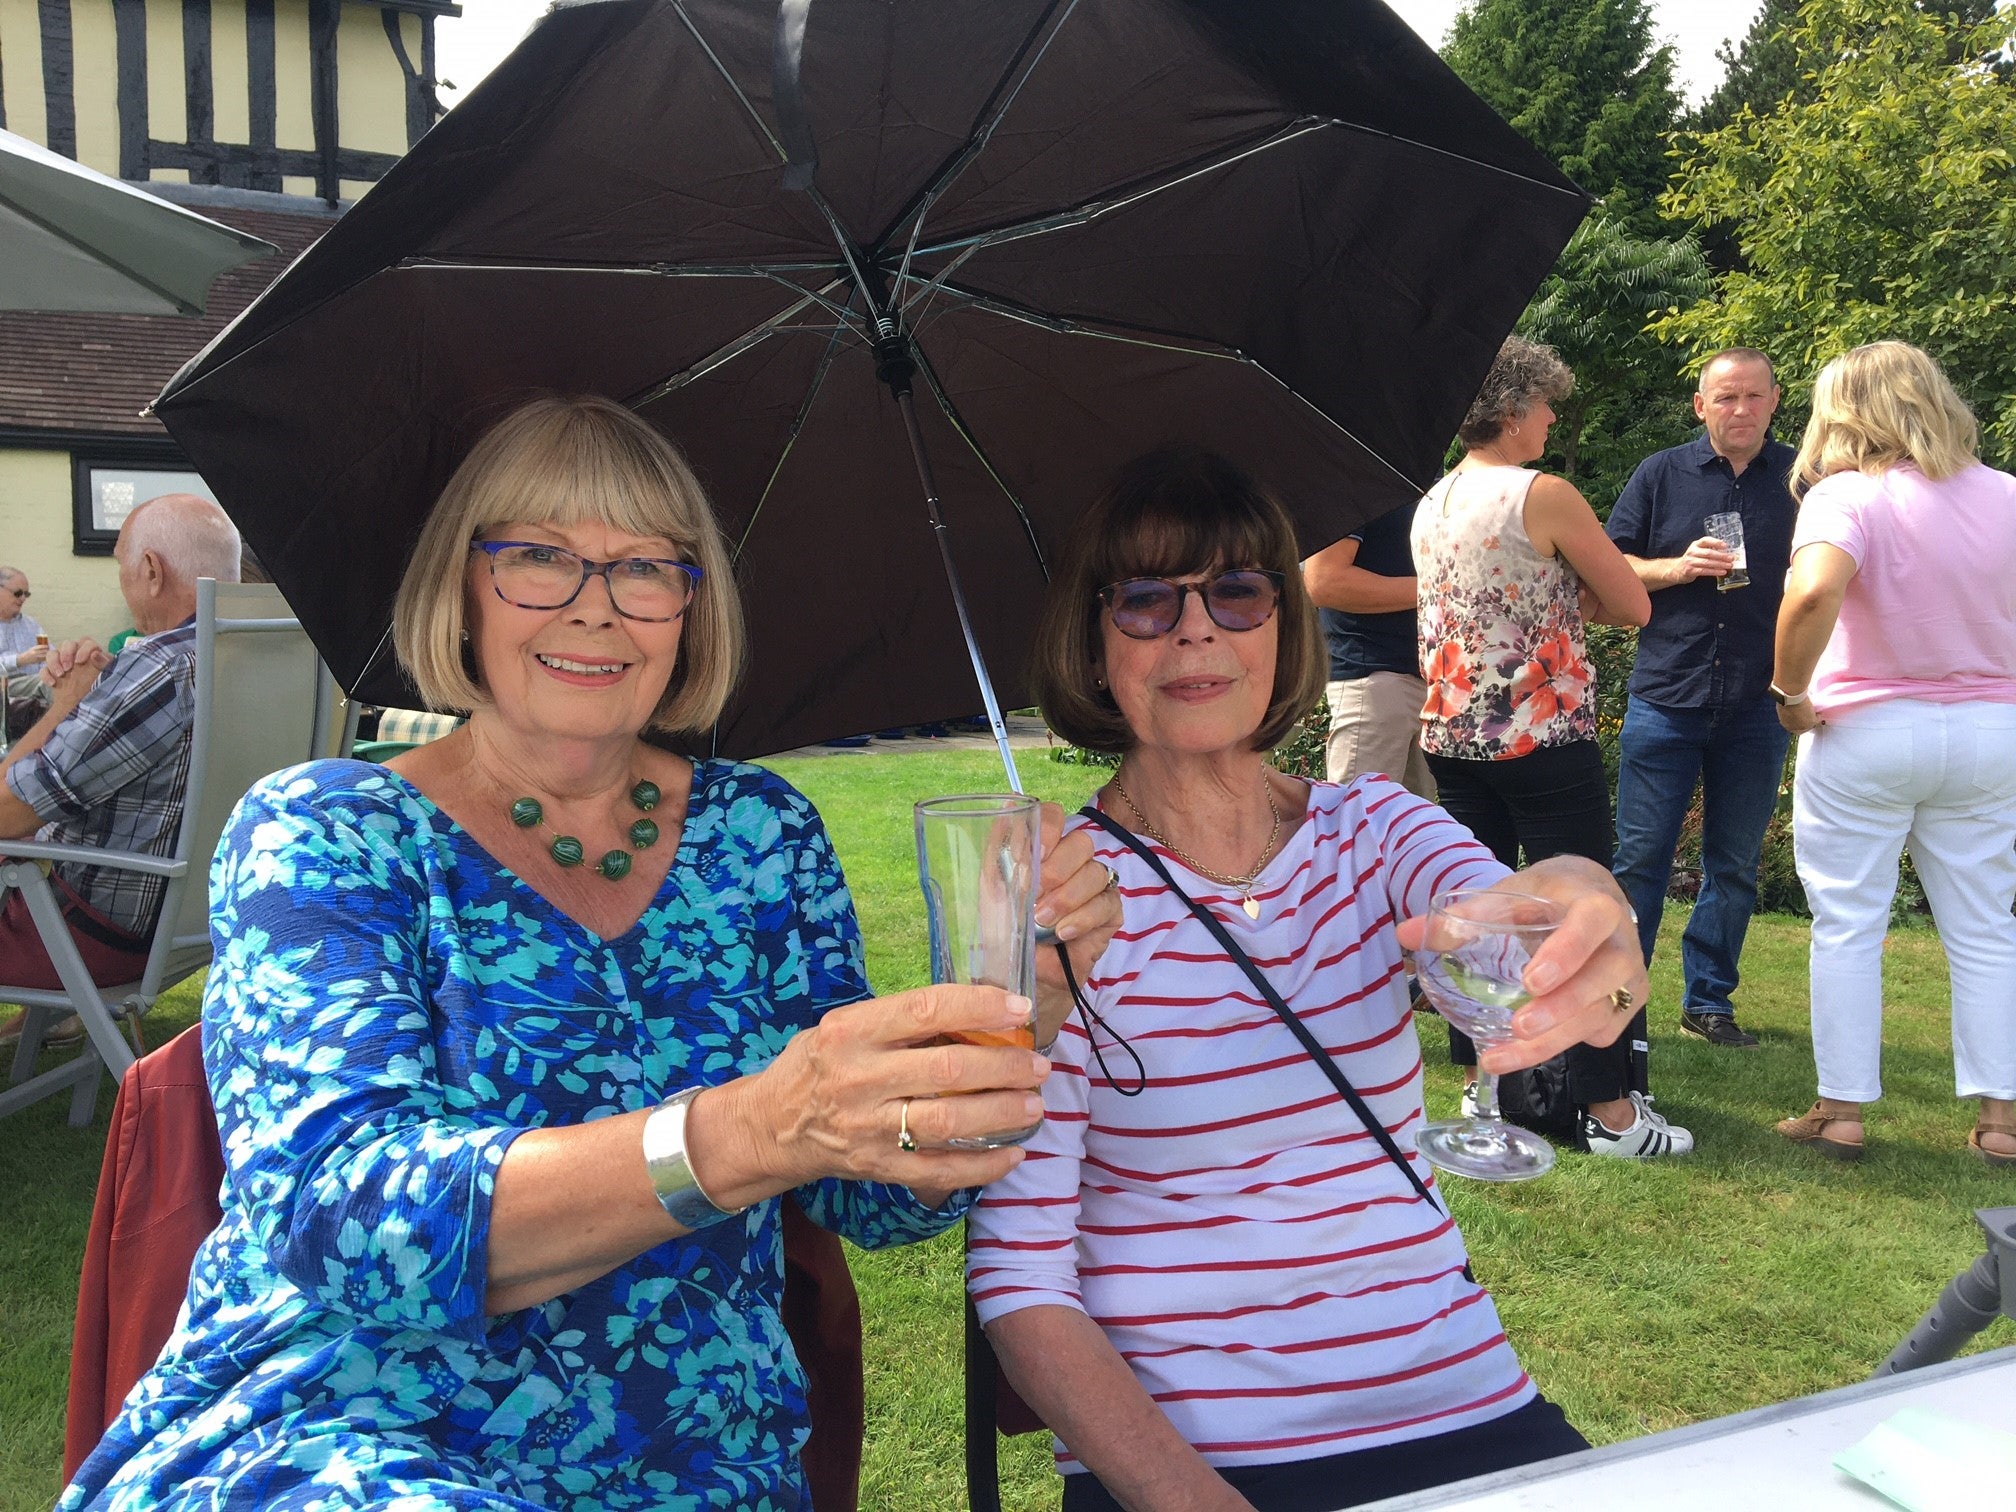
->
[[63, 759, 967, 1511]]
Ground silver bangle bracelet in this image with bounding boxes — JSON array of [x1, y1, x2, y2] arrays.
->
[[641, 1088, 746, 1231]]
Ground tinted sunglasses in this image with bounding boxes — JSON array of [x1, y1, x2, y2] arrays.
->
[[1098, 570, 1285, 639]]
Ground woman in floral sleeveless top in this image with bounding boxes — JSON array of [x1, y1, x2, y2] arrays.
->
[[1411, 338, 1692, 1160]]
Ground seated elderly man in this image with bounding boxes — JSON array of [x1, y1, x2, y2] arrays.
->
[[0, 495, 241, 1044], [1, 564, 51, 741]]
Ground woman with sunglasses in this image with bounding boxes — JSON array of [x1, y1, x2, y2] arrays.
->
[[1410, 336, 1682, 1161], [967, 447, 1647, 1512], [62, 396, 1120, 1512]]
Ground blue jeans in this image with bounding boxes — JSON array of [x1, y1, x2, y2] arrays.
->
[[1612, 695, 1789, 1014]]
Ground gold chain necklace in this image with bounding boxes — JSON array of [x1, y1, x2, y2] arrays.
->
[[1109, 769, 1282, 920]]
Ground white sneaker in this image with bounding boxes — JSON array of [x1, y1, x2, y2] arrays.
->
[[1582, 1092, 1694, 1159], [1459, 1081, 1480, 1119]]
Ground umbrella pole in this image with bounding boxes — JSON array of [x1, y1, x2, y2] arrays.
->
[[877, 329, 1025, 794]]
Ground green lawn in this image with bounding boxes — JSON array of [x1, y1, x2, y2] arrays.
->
[[2, 748, 2009, 1511]]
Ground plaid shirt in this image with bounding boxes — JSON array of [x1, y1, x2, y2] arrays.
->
[[0, 611, 44, 674], [4, 620, 198, 940]]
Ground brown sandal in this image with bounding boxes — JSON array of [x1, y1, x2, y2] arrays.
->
[[1970, 1118, 2016, 1170], [1776, 1102, 1864, 1161]]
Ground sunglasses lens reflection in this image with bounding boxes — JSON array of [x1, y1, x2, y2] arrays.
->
[[1104, 572, 1280, 638]]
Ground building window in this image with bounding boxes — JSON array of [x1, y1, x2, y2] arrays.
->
[[72, 451, 219, 555]]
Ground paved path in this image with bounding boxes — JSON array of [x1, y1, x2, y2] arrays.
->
[[772, 714, 1057, 761]]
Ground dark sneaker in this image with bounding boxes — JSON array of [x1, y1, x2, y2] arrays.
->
[[1680, 1010, 1759, 1048]]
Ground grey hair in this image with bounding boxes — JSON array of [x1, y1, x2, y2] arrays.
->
[[0, 566, 22, 587], [120, 494, 242, 584], [1458, 336, 1575, 449]]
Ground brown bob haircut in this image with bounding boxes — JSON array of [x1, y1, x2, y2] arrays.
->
[[393, 394, 744, 735], [1032, 448, 1326, 755]]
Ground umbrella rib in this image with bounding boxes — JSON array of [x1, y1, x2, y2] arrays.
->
[[729, 316, 851, 564], [884, 0, 1082, 298], [626, 282, 856, 409], [907, 341, 1049, 582], [397, 258, 874, 343], [907, 105, 1582, 272], [903, 279, 1240, 359], [668, 0, 789, 163], [401, 256, 847, 276], [925, 286, 1433, 497], [907, 118, 1330, 263], [670, 0, 888, 332]]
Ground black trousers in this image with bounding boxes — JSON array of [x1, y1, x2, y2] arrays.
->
[[1059, 1396, 1589, 1512], [1424, 740, 1645, 1106]]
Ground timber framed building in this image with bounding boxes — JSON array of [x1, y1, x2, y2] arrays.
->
[[0, 0, 459, 639]]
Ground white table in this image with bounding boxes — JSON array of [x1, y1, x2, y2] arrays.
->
[[1355, 1345, 2016, 1510]]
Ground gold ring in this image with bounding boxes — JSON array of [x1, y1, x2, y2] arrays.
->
[[1609, 987, 1636, 1016], [897, 1098, 918, 1154]]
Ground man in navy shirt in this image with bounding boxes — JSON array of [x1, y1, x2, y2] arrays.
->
[[1305, 499, 1431, 797], [1606, 350, 1796, 1048]]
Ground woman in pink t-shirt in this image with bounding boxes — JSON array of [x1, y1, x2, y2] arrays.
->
[[1770, 342, 2016, 1168]]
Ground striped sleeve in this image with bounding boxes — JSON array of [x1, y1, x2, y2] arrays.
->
[[965, 1021, 1093, 1324], [1360, 779, 1508, 923]]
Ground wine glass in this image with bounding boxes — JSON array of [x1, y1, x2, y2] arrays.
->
[[1413, 888, 1565, 1182]]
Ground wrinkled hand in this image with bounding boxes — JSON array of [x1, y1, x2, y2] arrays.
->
[[1679, 535, 1736, 582], [1032, 802, 1122, 1046], [41, 639, 112, 707], [757, 983, 1050, 1192], [1396, 856, 1646, 1075]]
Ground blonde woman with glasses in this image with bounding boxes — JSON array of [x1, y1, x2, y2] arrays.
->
[[1772, 343, 2016, 1167], [63, 395, 1121, 1510]]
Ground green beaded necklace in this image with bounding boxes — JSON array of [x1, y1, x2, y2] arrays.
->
[[509, 779, 662, 881]]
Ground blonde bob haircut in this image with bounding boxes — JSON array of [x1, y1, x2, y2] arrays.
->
[[1031, 448, 1326, 756], [393, 394, 744, 734], [1793, 342, 1980, 500]]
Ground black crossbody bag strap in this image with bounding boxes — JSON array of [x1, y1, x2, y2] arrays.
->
[[1078, 805, 1451, 1221]]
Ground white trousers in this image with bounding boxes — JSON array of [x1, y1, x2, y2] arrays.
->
[[1793, 699, 2016, 1102]]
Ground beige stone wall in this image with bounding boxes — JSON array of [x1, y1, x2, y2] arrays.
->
[[0, 449, 131, 643]]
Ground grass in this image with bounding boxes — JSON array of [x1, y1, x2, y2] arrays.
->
[[2, 747, 2009, 1511]]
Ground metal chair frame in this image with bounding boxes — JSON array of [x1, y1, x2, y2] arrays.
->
[[1, 581, 330, 1124]]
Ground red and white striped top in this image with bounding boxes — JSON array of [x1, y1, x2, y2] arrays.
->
[[967, 776, 1532, 1473]]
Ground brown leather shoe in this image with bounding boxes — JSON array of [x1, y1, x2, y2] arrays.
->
[[1970, 1117, 2016, 1170], [0, 1010, 84, 1049], [1776, 1102, 1864, 1161]]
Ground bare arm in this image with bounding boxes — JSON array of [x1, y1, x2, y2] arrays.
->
[[1771, 543, 1855, 734], [484, 986, 1048, 1313], [1623, 537, 1738, 592], [0, 643, 110, 838], [1524, 476, 1650, 627], [1303, 537, 1417, 615], [986, 1306, 1254, 1512]]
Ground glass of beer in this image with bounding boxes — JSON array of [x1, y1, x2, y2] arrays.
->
[[1704, 511, 1749, 591], [914, 794, 1042, 1148]]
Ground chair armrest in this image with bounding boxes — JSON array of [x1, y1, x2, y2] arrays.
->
[[0, 839, 187, 879]]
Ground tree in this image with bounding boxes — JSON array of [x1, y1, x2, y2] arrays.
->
[[1442, 0, 1682, 232], [1657, 0, 2016, 463], [1518, 215, 1711, 500], [1690, 0, 1805, 136], [1689, 0, 2003, 134]]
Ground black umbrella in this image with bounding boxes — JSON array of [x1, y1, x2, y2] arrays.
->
[[154, 0, 1585, 768]]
